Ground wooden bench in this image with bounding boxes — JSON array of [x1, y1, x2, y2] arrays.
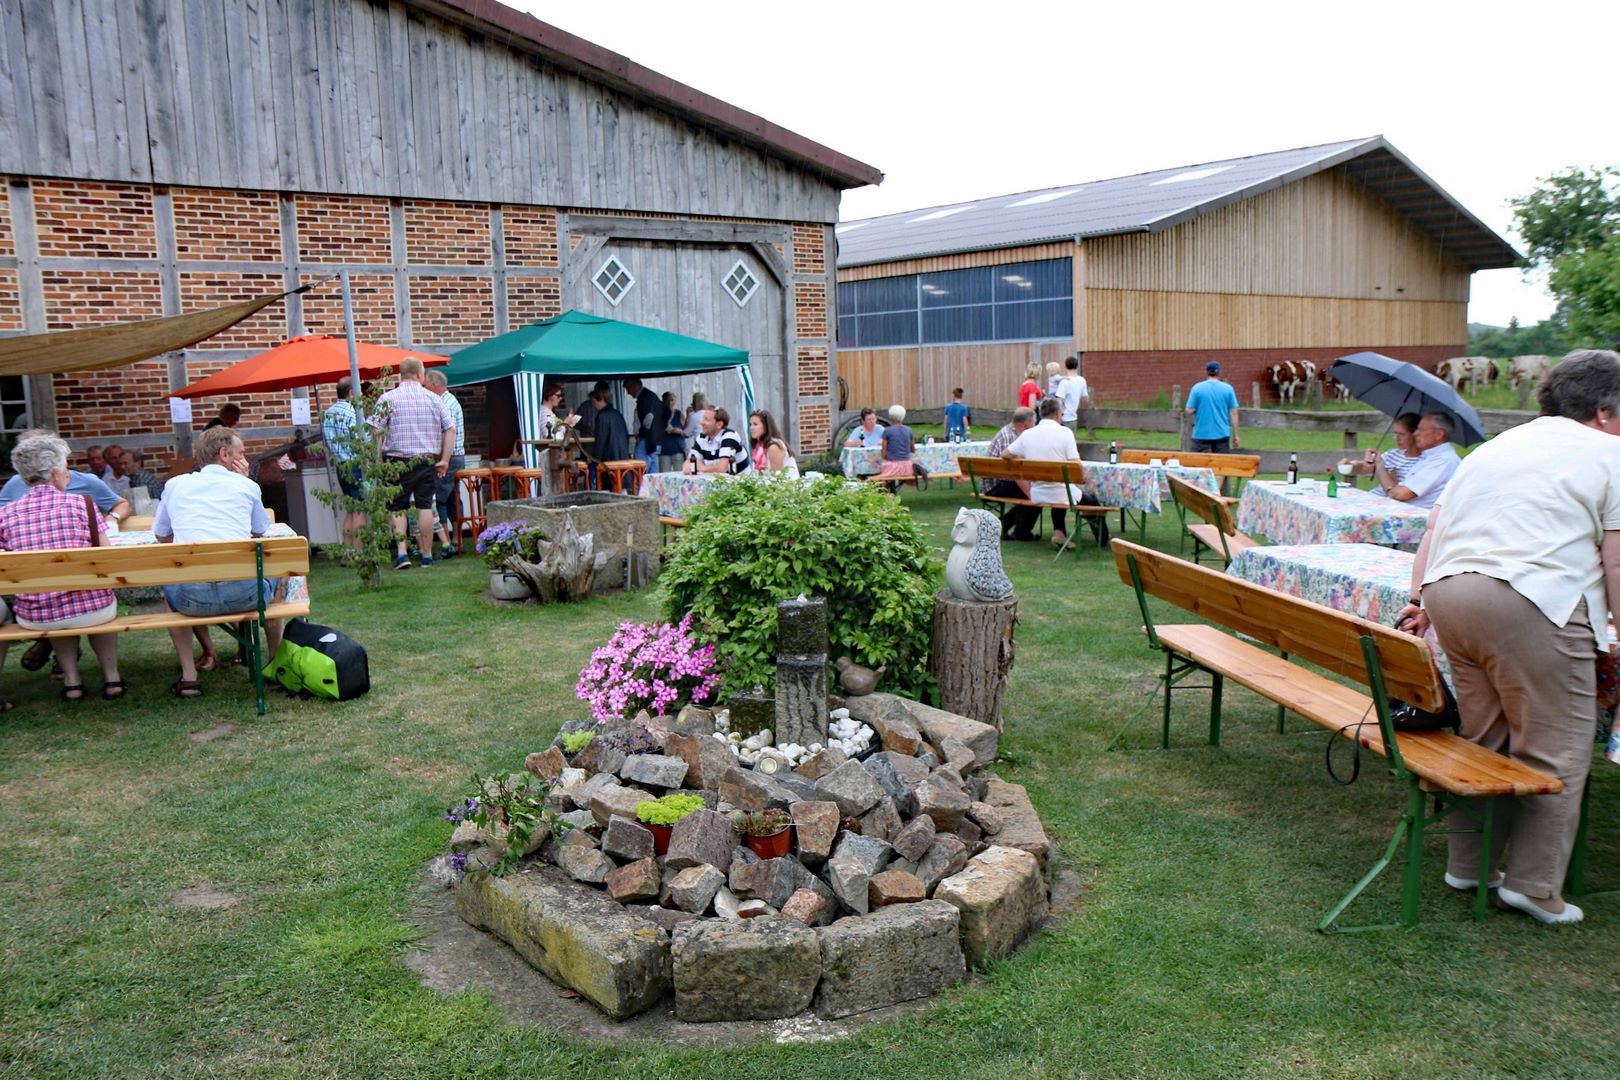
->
[[1110, 539, 1563, 931], [1118, 448, 1260, 504], [957, 456, 1117, 559], [0, 536, 311, 715], [1166, 474, 1259, 566]]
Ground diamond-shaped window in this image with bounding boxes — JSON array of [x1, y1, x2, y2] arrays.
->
[[723, 260, 759, 308], [592, 256, 635, 306]]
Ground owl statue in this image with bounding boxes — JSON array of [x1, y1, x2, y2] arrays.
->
[[945, 507, 1014, 602]]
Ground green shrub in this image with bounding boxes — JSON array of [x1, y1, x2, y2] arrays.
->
[[634, 793, 705, 826], [659, 475, 938, 698], [560, 729, 595, 755]]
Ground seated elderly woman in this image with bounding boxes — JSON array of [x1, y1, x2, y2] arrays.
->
[[0, 435, 125, 705], [878, 404, 916, 488]]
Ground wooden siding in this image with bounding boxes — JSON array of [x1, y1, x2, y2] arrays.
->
[[839, 341, 1074, 411], [834, 242, 1076, 282], [0, 0, 839, 223], [1084, 169, 1469, 303], [1085, 290, 1467, 351]]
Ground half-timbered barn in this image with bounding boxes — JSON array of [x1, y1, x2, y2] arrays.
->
[[0, 0, 879, 472], [834, 138, 1516, 407]]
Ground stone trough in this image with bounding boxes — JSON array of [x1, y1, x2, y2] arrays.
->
[[484, 491, 660, 592], [448, 694, 1053, 1023]]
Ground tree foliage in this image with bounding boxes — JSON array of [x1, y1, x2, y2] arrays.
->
[[1511, 166, 1620, 348], [1468, 317, 1571, 359], [311, 380, 408, 588], [1551, 243, 1620, 348], [658, 475, 939, 699]]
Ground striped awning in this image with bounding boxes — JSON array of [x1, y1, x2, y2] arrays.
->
[[0, 287, 304, 377]]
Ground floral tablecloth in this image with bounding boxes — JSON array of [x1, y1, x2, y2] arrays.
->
[[840, 440, 990, 478], [1081, 461, 1220, 514], [113, 522, 310, 606], [1228, 543, 1413, 625], [1235, 481, 1431, 546], [640, 472, 725, 519]]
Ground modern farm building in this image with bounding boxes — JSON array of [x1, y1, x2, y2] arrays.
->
[[0, 0, 879, 471], [834, 137, 1518, 408]]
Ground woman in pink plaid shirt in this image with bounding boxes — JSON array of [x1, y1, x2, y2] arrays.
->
[[0, 435, 125, 705]]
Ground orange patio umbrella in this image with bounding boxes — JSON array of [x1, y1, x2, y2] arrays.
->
[[170, 335, 449, 398]]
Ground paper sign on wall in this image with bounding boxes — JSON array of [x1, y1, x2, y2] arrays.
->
[[169, 397, 192, 424], [290, 396, 312, 426]]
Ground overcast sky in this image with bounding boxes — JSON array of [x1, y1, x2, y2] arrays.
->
[[526, 0, 1617, 328]]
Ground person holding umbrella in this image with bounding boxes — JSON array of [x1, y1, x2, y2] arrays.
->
[[1373, 412, 1460, 508]]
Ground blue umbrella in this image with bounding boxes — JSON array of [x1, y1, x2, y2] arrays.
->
[[1328, 351, 1487, 446]]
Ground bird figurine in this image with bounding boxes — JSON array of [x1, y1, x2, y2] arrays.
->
[[945, 507, 1014, 602], [835, 656, 885, 697]]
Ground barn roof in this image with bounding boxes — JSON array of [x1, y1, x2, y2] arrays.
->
[[426, 0, 882, 190], [833, 136, 1518, 271]]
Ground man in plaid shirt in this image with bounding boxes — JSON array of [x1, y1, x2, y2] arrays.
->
[[425, 369, 465, 559], [368, 357, 453, 569]]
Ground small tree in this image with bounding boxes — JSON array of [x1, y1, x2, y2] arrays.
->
[[312, 379, 408, 588]]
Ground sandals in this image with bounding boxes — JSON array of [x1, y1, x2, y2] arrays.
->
[[197, 653, 219, 673], [101, 680, 128, 701], [0, 700, 14, 714], [170, 679, 203, 699], [19, 639, 52, 671], [62, 683, 87, 703]]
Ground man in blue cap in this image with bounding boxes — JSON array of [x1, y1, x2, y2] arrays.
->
[[1184, 361, 1241, 453]]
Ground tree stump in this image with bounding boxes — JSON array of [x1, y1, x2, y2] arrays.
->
[[930, 589, 1017, 732]]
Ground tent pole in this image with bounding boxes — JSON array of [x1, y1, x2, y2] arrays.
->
[[340, 270, 363, 419]]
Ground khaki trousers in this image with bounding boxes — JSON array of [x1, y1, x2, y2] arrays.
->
[[1425, 573, 1596, 899]]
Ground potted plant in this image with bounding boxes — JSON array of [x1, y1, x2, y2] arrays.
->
[[476, 520, 537, 600], [634, 793, 705, 855], [733, 808, 793, 859]]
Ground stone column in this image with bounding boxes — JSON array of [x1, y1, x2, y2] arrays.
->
[[775, 596, 829, 748]]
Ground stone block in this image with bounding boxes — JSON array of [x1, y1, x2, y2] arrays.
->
[[905, 700, 998, 767], [795, 745, 848, 780], [968, 801, 1004, 835], [664, 731, 736, 791], [589, 783, 650, 828], [980, 777, 1052, 874], [667, 864, 725, 914], [663, 808, 736, 875], [601, 816, 656, 863], [955, 817, 983, 845], [915, 774, 973, 830], [936, 845, 1046, 968], [619, 753, 689, 789], [718, 766, 795, 811], [628, 905, 699, 934], [558, 845, 614, 884], [780, 888, 829, 926], [454, 865, 670, 1019], [891, 816, 937, 863], [914, 834, 969, 894], [605, 857, 661, 904], [789, 801, 841, 867], [869, 869, 926, 907], [940, 737, 977, 772], [866, 750, 930, 789], [815, 759, 884, 818], [813, 901, 965, 1019], [555, 809, 597, 833], [858, 796, 903, 843], [824, 832, 894, 915], [525, 746, 568, 779], [773, 774, 821, 802], [777, 653, 829, 750], [571, 739, 627, 778]]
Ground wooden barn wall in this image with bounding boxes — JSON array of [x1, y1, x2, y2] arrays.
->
[[0, 0, 839, 224], [835, 242, 1076, 282], [1084, 291, 1467, 351], [1083, 169, 1470, 303], [839, 341, 1073, 411]]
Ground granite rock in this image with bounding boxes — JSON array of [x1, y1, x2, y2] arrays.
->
[[525, 746, 568, 780], [558, 845, 615, 885], [858, 796, 903, 844], [619, 753, 689, 789], [789, 801, 841, 867], [718, 766, 795, 811], [824, 832, 895, 915], [914, 833, 970, 894], [795, 745, 848, 780], [664, 732, 740, 791], [667, 864, 725, 914], [891, 816, 938, 863], [589, 783, 650, 828], [813, 901, 965, 1019], [968, 801, 1004, 835], [572, 739, 627, 778], [936, 845, 1046, 967], [601, 816, 655, 862], [671, 917, 822, 1021], [780, 888, 830, 926], [663, 808, 736, 875], [814, 759, 884, 818], [915, 774, 973, 830], [605, 857, 661, 903], [868, 869, 926, 907]]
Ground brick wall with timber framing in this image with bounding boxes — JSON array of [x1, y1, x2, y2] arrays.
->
[[0, 175, 838, 475], [1082, 344, 1465, 406]]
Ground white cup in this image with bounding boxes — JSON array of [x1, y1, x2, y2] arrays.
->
[[1165, 458, 1180, 467], [1337, 461, 1355, 476], [1148, 458, 1163, 467]]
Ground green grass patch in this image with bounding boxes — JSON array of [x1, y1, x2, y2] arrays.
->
[[0, 494, 1615, 1078]]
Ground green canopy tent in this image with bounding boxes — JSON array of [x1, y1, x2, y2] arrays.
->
[[441, 310, 753, 468]]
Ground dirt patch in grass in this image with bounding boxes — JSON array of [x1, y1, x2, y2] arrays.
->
[[190, 723, 241, 744], [171, 884, 241, 910]]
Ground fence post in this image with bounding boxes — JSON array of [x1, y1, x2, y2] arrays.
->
[[1170, 384, 1182, 410], [1178, 408, 1191, 452], [1343, 431, 1358, 452], [1251, 382, 1261, 409], [1517, 380, 1530, 410]]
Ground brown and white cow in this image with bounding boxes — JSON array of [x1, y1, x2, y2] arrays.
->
[[1267, 359, 1317, 405], [1438, 356, 1497, 392], [1318, 366, 1352, 402], [1509, 354, 1552, 392]]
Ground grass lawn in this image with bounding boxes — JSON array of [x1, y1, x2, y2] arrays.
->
[[2, 489, 1616, 1078]]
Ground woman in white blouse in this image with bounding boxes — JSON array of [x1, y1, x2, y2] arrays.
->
[[1399, 350, 1620, 925]]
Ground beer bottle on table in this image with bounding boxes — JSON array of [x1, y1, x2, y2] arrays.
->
[[1286, 453, 1299, 485], [1108, 441, 1119, 465]]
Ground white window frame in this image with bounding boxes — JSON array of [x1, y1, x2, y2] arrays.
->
[[722, 259, 760, 309], [592, 256, 636, 307]]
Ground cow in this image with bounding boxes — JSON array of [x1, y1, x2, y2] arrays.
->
[[1437, 356, 1498, 393], [1267, 359, 1317, 405], [1509, 354, 1553, 392], [1319, 366, 1352, 402]]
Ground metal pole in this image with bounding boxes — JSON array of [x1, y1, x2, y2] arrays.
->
[[340, 270, 363, 418]]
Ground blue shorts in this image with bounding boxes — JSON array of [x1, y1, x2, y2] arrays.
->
[[164, 579, 274, 617], [335, 461, 363, 501]]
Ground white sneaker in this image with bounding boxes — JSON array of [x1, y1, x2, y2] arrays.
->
[[1498, 886, 1584, 925], [1444, 871, 1502, 891]]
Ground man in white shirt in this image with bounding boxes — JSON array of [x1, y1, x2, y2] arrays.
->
[[1002, 396, 1108, 549], [154, 426, 282, 697], [1056, 354, 1090, 430], [1378, 412, 1460, 509]]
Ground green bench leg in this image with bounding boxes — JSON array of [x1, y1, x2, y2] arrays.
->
[[1162, 650, 1174, 749], [1474, 798, 1495, 923], [1319, 778, 1425, 933], [1208, 673, 1223, 747]]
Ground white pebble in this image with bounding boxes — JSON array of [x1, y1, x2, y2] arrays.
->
[[830, 708, 850, 720], [808, 742, 822, 754]]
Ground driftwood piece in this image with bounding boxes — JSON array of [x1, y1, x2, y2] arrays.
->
[[929, 589, 1018, 733], [507, 511, 596, 602]]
